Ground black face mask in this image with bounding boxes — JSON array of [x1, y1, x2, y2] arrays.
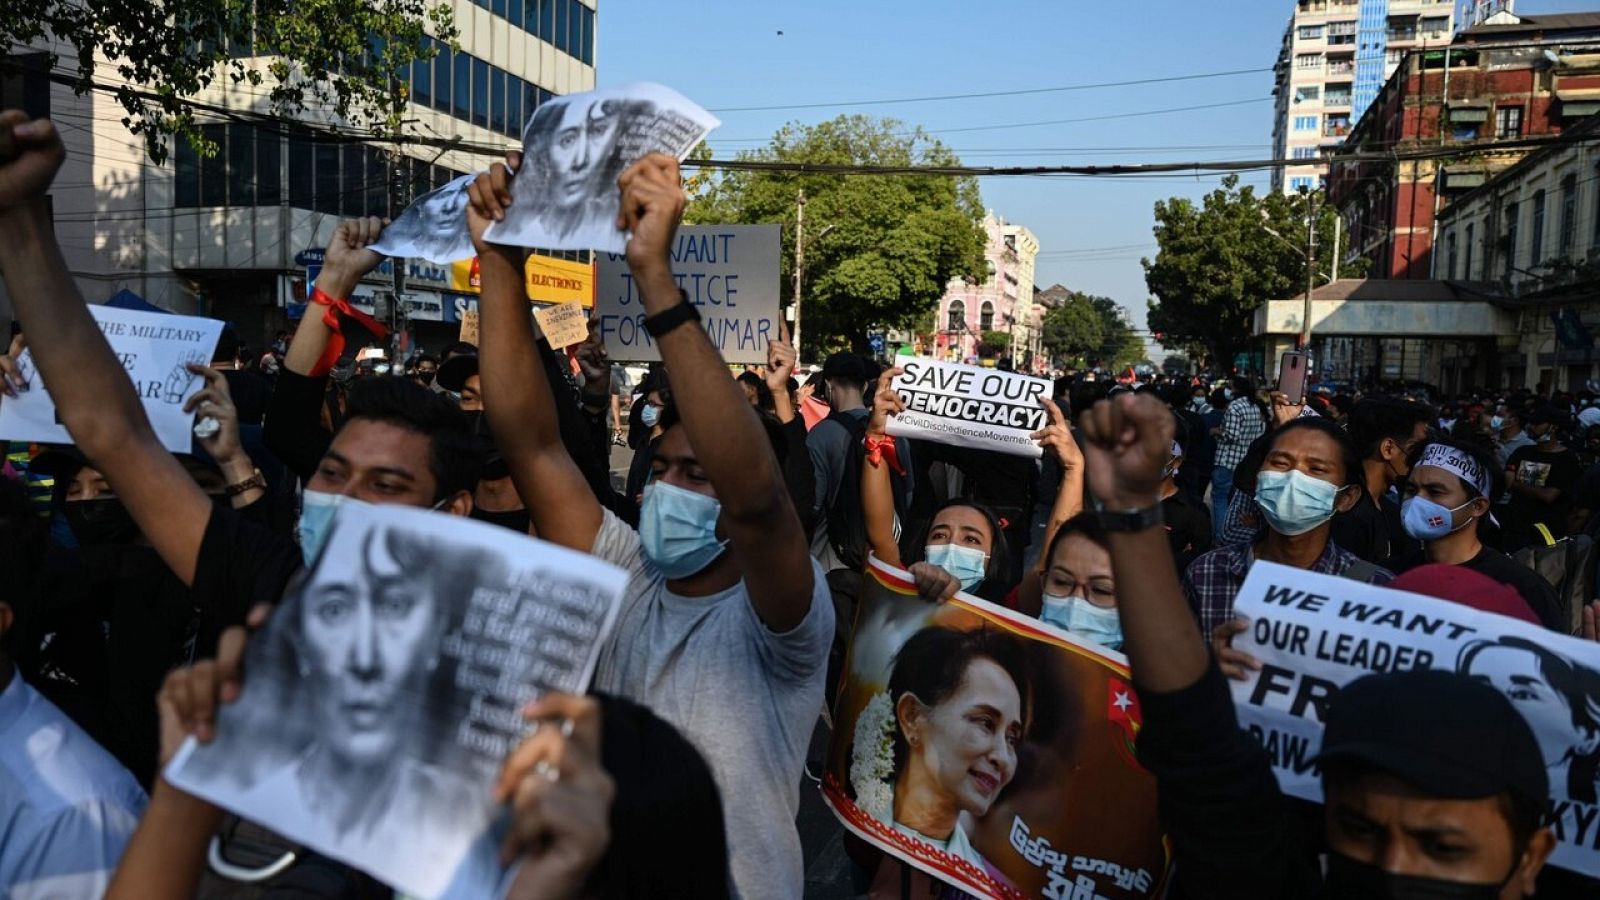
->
[[417, 371, 437, 386], [1325, 851, 1510, 900], [64, 498, 142, 546], [472, 506, 531, 534]]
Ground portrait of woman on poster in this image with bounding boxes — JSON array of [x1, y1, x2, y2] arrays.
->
[[864, 625, 1032, 882], [1458, 635, 1600, 804]]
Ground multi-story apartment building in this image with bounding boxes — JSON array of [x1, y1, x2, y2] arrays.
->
[[933, 212, 1040, 368], [0, 0, 596, 350], [1328, 18, 1600, 280], [1272, 0, 1464, 194], [999, 222, 1042, 372]]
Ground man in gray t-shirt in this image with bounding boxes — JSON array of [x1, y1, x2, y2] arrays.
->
[[470, 154, 831, 900], [591, 509, 832, 898]]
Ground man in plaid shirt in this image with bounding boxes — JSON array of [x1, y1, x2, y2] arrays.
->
[[1187, 417, 1392, 641], [1210, 378, 1266, 532]]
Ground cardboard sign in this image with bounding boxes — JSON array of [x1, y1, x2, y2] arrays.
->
[[534, 302, 589, 350], [1230, 561, 1600, 877], [167, 503, 628, 899], [594, 225, 780, 365], [825, 556, 1171, 899], [885, 358, 1051, 458], [458, 310, 480, 347], [0, 305, 223, 453]]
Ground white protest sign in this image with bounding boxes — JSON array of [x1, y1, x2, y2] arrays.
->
[[594, 224, 780, 365], [886, 358, 1050, 458], [1230, 561, 1600, 876], [167, 503, 628, 899], [0, 306, 223, 453]]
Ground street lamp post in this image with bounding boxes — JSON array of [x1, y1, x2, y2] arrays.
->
[[791, 186, 835, 360]]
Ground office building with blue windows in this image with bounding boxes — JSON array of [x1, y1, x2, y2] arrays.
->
[[1271, 0, 1475, 194], [0, 1, 598, 351]]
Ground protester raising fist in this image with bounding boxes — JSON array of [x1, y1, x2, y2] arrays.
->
[[1078, 391, 1176, 513], [0, 112, 64, 212]]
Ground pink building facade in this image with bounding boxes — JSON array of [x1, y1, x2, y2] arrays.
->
[[933, 211, 1043, 371]]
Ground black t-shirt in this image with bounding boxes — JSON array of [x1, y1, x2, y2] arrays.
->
[[192, 503, 303, 656], [1330, 490, 1390, 565], [1388, 546, 1562, 631], [222, 368, 273, 426], [1163, 490, 1213, 572], [1503, 445, 1582, 545]]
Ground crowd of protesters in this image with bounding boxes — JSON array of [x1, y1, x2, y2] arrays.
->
[[3, 107, 1600, 899]]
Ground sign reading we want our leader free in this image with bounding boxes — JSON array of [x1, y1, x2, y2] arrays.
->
[[1230, 561, 1600, 878], [886, 358, 1052, 459]]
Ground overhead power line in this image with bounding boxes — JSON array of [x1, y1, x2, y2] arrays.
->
[[706, 67, 1272, 113]]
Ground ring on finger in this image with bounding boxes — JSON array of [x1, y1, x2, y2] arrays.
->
[[533, 760, 560, 783]]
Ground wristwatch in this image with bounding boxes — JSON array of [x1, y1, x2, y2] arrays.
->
[[642, 289, 701, 338], [224, 468, 267, 498], [1087, 501, 1165, 532]]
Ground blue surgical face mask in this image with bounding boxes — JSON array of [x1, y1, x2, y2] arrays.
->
[[640, 404, 661, 428], [1401, 495, 1476, 542], [1491, 415, 1504, 430], [639, 481, 728, 579], [1041, 594, 1123, 650], [923, 543, 988, 591], [1224, 388, 1234, 400], [1254, 469, 1341, 536], [297, 489, 369, 566]]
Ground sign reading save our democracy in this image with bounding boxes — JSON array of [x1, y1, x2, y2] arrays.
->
[[886, 358, 1052, 459], [0, 306, 224, 453], [593, 224, 779, 365], [1229, 561, 1600, 877]]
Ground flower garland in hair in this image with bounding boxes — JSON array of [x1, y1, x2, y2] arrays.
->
[[851, 691, 897, 822]]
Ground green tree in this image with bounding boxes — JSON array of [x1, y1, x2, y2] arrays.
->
[[1082, 293, 1144, 369], [688, 115, 987, 355], [3, 0, 457, 163], [1143, 176, 1357, 368], [1042, 295, 1103, 366]]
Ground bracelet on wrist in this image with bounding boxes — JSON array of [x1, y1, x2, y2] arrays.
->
[[223, 468, 267, 498]]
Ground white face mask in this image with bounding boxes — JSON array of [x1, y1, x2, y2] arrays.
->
[[1040, 594, 1123, 650]]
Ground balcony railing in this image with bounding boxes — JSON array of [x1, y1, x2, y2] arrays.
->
[[1327, 61, 1355, 75], [1325, 92, 1353, 107], [1324, 123, 1352, 137]]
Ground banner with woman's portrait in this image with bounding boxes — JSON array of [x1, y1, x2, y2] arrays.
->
[[823, 557, 1171, 899]]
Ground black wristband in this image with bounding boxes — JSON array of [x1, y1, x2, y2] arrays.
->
[[642, 290, 701, 338], [1087, 502, 1165, 533]]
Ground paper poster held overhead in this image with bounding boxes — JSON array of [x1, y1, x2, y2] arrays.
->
[[0, 305, 223, 453], [482, 82, 719, 254]]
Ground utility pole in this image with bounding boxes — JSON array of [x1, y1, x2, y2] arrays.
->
[[1302, 190, 1318, 352], [792, 188, 806, 359]]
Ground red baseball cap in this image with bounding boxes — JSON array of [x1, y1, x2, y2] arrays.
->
[[1386, 564, 1540, 627]]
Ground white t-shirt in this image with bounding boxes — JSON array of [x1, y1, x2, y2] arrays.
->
[[590, 509, 835, 900]]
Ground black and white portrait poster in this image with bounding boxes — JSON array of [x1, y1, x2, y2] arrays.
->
[[164, 504, 628, 898], [370, 174, 477, 263], [482, 82, 719, 254], [1229, 561, 1600, 877]]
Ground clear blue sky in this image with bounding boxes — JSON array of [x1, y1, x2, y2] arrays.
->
[[597, 0, 1598, 347]]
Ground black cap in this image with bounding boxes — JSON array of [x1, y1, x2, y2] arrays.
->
[[1315, 669, 1548, 811], [819, 351, 869, 383], [437, 353, 480, 393], [26, 445, 90, 479], [1526, 404, 1566, 428]]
